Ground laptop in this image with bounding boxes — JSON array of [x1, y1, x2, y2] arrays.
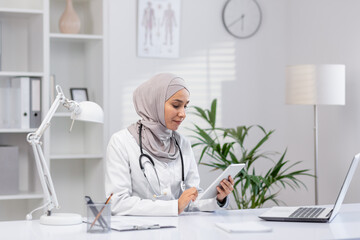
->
[[259, 153, 360, 223]]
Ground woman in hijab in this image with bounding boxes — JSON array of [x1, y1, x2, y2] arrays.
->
[[105, 73, 234, 216]]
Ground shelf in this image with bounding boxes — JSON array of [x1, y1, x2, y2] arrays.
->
[[0, 128, 36, 133], [0, 71, 44, 77], [50, 33, 103, 43], [0, 192, 43, 200], [50, 154, 103, 160], [0, 8, 43, 17]]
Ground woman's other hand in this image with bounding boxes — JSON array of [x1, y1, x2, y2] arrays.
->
[[216, 175, 234, 202], [178, 187, 198, 214]]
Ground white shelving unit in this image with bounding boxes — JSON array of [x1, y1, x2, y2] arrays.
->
[[0, 0, 108, 220], [0, 2, 45, 221], [48, 0, 107, 217]]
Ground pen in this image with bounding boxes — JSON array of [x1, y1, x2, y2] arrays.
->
[[89, 193, 113, 230], [112, 224, 176, 232], [85, 196, 107, 229]]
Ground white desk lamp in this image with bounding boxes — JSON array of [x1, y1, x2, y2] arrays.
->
[[286, 64, 345, 205], [26, 85, 104, 225]]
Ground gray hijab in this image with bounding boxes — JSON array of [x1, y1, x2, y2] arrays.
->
[[127, 73, 189, 162]]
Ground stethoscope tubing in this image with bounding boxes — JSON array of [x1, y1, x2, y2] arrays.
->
[[138, 123, 185, 196]]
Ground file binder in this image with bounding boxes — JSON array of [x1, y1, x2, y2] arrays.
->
[[49, 74, 56, 104], [0, 146, 19, 194], [12, 77, 30, 129], [30, 78, 41, 128], [0, 80, 9, 128]]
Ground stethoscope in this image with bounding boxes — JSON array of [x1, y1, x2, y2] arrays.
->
[[138, 123, 185, 197]]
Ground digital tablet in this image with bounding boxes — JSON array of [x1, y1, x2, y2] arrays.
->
[[198, 164, 245, 200]]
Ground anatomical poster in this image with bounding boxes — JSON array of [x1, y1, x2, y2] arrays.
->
[[137, 0, 180, 58]]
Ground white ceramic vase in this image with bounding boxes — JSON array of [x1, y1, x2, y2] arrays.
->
[[59, 0, 81, 34]]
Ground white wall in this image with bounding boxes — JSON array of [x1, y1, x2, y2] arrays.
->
[[108, 0, 360, 208], [285, 0, 360, 205]]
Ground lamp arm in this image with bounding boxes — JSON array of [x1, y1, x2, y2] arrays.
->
[[26, 86, 77, 219], [29, 140, 58, 212], [31, 86, 78, 140], [34, 91, 64, 139]]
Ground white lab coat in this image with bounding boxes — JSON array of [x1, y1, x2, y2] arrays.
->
[[105, 129, 228, 216]]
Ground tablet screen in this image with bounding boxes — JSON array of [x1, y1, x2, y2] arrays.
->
[[198, 164, 245, 200]]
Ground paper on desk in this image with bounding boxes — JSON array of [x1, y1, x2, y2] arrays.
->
[[215, 221, 272, 233], [111, 216, 178, 230]]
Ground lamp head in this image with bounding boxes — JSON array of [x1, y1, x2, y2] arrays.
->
[[71, 101, 104, 124]]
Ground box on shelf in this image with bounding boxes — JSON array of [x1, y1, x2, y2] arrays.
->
[[0, 145, 19, 195]]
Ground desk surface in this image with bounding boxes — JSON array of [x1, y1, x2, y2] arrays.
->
[[2, 203, 360, 240]]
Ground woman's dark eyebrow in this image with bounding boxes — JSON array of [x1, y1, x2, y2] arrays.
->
[[172, 99, 190, 104]]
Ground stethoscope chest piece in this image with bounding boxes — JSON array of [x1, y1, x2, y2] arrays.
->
[[180, 181, 185, 192]]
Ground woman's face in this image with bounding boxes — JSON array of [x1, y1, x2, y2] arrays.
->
[[164, 88, 189, 130]]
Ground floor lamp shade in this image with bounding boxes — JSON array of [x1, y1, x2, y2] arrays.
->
[[286, 64, 345, 105]]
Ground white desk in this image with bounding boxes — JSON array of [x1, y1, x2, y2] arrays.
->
[[2, 203, 360, 240]]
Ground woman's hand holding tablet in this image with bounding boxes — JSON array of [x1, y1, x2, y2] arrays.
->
[[198, 164, 245, 200]]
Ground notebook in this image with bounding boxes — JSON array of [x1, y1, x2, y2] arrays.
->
[[259, 153, 360, 223]]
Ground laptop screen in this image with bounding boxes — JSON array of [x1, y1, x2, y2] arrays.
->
[[329, 153, 360, 222]]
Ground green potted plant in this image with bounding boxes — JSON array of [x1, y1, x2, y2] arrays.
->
[[189, 99, 312, 209]]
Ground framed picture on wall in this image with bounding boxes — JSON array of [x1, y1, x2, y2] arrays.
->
[[137, 0, 181, 58], [70, 88, 89, 102]]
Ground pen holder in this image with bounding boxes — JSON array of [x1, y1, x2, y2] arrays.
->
[[87, 203, 111, 233]]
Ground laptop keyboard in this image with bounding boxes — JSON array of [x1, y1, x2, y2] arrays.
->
[[289, 207, 326, 218]]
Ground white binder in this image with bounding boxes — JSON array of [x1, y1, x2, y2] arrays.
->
[[12, 77, 30, 129]]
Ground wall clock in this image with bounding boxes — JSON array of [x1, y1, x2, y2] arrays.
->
[[222, 0, 262, 39]]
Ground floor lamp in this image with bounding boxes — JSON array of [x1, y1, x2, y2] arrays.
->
[[286, 64, 345, 205]]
